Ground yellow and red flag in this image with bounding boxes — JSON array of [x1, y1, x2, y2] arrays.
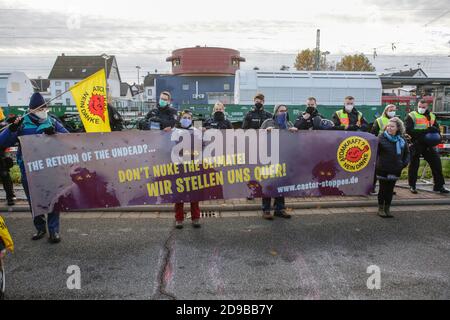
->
[[0, 216, 14, 253], [70, 69, 111, 132]]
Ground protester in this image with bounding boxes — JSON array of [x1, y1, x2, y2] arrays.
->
[[294, 97, 324, 130], [173, 110, 201, 229], [140, 91, 177, 131], [0, 93, 68, 243], [107, 102, 124, 132], [203, 101, 233, 129], [0, 115, 15, 206], [260, 104, 296, 220], [405, 99, 448, 194], [332, 96, 368, 131], [376, 117, 410, 218]]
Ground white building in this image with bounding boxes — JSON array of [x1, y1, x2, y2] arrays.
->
[[0, 72, 34, 107], [48, 54, 122, 106], [143, 73, 156, 102], [234, 70, 382, 106]]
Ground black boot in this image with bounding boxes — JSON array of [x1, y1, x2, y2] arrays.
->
[[49, 232, 61, 244]]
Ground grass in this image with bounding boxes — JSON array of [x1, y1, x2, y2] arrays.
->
[[8, 159, 450, 185]]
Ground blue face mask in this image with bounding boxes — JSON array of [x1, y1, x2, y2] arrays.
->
[[180, 118, 192, 128], [276, 112, 287, 128], [159, 99, 169, 108]]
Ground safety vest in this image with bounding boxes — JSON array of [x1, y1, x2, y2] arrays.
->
[[376, 115, 390, 136], [0, 216, 14, 253], [0, 107, 4, 122], [335, 110, 362, 129], [409, 111, 436, 131]]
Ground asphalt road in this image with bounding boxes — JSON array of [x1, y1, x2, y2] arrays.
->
[[3, 210, 450, 300]]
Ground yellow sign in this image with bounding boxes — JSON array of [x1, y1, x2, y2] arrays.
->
[[0, 216, 14, 253], [70, 69, 111, 132], [337, 136, 371, 172]]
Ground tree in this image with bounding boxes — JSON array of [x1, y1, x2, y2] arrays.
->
[[336, 54, 375, 72], [294, 49, 331, 71]]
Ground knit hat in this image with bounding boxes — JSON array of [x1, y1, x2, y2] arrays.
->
[[29, 92, 46, 110]]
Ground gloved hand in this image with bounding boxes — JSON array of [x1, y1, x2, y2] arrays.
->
[[348, 124, 359, 131], [43, 126, 56, 135], [427, 126, 439, 134], [8, 117, 23, 132]]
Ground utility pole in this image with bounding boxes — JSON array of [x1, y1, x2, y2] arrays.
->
[[315, 29, 321, 71]]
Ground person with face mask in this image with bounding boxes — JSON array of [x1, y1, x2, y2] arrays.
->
[[0, 92, 69, 243], [172, 110, 202, 229], [294, 97, 325, 130], [141, 91, 177, 132], [405, 99, 448, 194], [259, 104, 296, 219], [371, 104, 397, 137], [203, 102, 233, 129], [332, 96, 368, 131], [241, 93, 272, 130]]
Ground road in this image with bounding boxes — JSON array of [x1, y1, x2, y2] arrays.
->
[[3, 209, 450, 300]]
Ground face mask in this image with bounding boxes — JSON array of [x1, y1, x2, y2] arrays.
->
[[418, 107, 427, 115], [276, 113, 287, 128], [387, 111, 396, 118], [180, 118, 192, 128], [255, 102, 263, 110], [214, 111, 225, 122], [344, 104, 354, 113], [306, 106, 316, 114], [34, 110, 48, 120], [159, 99, 169, 108]]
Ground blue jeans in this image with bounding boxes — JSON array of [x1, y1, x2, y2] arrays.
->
[[20, 165, 60, 233], [262, 197, 285, 213]]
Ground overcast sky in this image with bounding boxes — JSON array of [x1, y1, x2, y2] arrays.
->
[[1, 0, 449, 82]]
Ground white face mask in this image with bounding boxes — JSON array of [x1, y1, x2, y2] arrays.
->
[[34, 110, 49, 120], [344, 104, 354, 112], [387, 111, 396, 118], [418, 107, 427, 115]]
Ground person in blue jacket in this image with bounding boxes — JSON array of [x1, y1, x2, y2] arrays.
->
[[0, 93, 68, 243]]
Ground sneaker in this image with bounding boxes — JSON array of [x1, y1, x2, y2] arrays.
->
[[48, 232, 61, 244], [31, 230, 46, 241], [175, 221, 183, 229], [434, 187, 450, 194], [410, 187, 418, 194], [192, 219, 201, 228], [274, 211, 292, 219], [377, 205, 387, 218], [262, 211, 273, 220]]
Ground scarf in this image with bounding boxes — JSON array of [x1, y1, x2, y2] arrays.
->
[[383, 131, 405, 155]]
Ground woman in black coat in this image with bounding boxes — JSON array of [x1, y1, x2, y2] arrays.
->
[[376, 117, 410, 218]]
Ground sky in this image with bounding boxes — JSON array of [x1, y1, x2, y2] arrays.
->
[[0, 0, 449, 82]]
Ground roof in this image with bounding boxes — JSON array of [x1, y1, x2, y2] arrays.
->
[[120, 82, 131, 96], [386, 68, 428, 78], [31, 78, 50, 92], [143, 74, 156, 87], [48, 54, 120, 80]]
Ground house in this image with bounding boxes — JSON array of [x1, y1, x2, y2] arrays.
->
[[143, 73, 156, 102], [115, 82, 133, 108], [0, 72, 34, 107], [384, 68, 428, 78], [31, 77, 51, 101], [48, 53, 122, 106]]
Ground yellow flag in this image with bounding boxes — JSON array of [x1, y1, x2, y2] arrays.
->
[[0, 216, 14, 253], [70, 69, 111, 132]]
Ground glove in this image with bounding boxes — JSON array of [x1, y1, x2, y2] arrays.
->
[[43, 126, 56, 135], [427, 126, 439, 134], [348, 124, 359, 131], [8, 117, 23, 132]]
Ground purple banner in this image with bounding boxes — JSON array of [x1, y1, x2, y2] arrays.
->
[[20, 130, 378, 217]]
